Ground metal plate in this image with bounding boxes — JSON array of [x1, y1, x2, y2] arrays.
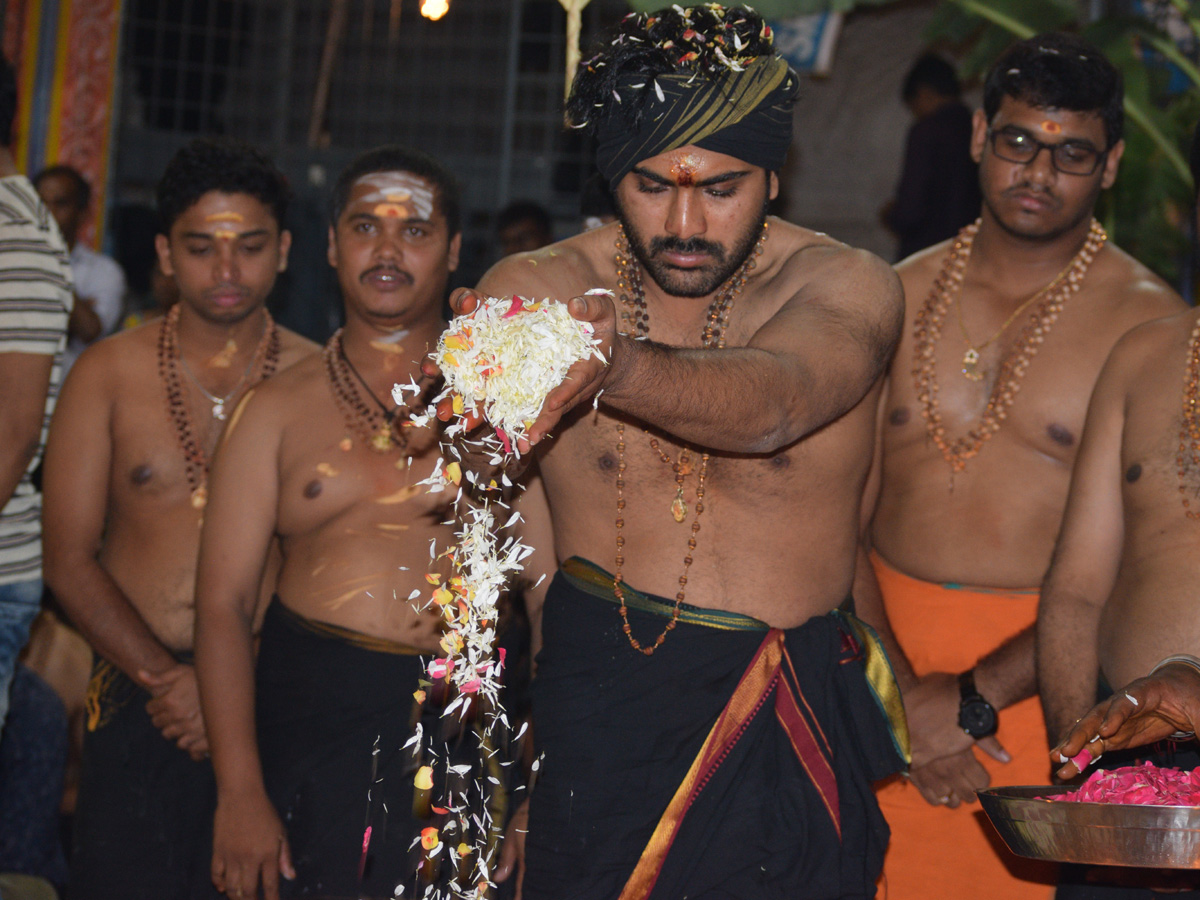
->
[[978, 785, 1200, 869]]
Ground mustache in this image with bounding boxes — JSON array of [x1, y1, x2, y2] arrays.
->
[[648, 236, 726, 261], [361, 263, 414, 285], [1005, 182, 1058, 202]]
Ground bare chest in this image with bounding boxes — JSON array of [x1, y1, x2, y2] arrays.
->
[[1123, 354, 1196, 517], [276, 412, 451, 539], [109, 384, 219, 508], [543, 408, 840, 515], [886, 300, 1116, 466]]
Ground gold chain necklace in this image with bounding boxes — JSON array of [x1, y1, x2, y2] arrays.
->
[[1177, 317, 1200, 519], [611, 221, 767, 654], [955, 237, 1084, 382], [913, 218, 1106, 475]]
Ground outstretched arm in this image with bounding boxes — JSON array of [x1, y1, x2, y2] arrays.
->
[[475, 245, 904, 454], [194, 389, 293, 900], [1037, 346, 1127, 748]]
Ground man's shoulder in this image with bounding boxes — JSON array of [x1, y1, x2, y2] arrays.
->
[[65, 323, 155, 391], [479, 228, 612, 299], [893, 239, 948, 291], [1092, 242, 1187, 323], [0, 176, 64, 248], [225, 351, 326, 442], [0, 175, 43, 225], [771, 221, 900, 303], [274, 326, 320, 369], [1107, 305, 1195, 367], [253, 349, 325, 402], [767, 222, 902, 351], [770, 219, 875, 268]]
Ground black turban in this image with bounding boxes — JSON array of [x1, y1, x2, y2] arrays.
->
[[593, 56, 799, 192]]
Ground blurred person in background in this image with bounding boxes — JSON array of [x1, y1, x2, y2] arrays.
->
[[881, 53, 981, 261], [34, 165, 126, 374], [496, 200, 553, 257]]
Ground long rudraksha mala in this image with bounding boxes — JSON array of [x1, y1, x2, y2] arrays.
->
[[610, 221, 767, 655], [159, 303, 280, 510], [913, 217, 1106, 475], [1177, 317, 1200, 519]]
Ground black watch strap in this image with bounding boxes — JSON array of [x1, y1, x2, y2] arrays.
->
[[957, 667, 998, 738], [959, 668, 980, 702]]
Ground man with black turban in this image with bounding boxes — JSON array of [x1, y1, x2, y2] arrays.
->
[[450, 6, 909, 898]]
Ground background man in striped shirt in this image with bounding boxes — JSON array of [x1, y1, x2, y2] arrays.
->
[[0, 54, 73, 740]]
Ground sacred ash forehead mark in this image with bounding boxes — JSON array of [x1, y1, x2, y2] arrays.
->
[[354, 172, 435, 222], [205, 210, 245, 240]]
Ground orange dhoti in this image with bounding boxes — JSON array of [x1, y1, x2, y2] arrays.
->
[[871, 551, 1055, 900]]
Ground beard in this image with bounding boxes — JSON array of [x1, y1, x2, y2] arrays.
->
[[619, 193, 770, 298]]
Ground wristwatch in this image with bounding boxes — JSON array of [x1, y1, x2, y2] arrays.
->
[[957, 668, 998, 739]]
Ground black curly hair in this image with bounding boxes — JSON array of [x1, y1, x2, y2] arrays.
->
[[156, 137, 290, 234], [983, 32, 1123, 148], [565, 4, 776, 136]]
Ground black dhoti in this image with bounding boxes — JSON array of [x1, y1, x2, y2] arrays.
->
[[70, 657, 221, 900], [256, 599, 502, 899], [524, 557, 909, 900]]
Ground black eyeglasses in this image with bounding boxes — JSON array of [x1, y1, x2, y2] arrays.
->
[[987, 127, 1109, 176]]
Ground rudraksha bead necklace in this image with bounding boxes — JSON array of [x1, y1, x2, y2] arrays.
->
[[159, 303, 279, 510], [913, 217, 1106, 475], [324, 328, 418, 453], [610, 220, 767, 655], [1177, 317, 1200, 519]]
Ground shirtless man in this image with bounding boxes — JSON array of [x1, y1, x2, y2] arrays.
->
[[450, 7, 909, 898], [42, 138, 313, 900], [861, 33, 1185, 900], [194, 146, 464, 900], [1036, 124, 1200, 898]]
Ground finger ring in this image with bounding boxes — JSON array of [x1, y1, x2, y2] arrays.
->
[[938, 794, 950, 804]]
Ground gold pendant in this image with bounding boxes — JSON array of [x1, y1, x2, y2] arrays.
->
[[962, 348, 984, 382], [370, 425, 393, 452], [671, 486, 688, 523], [190, 485, 208, 510]]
